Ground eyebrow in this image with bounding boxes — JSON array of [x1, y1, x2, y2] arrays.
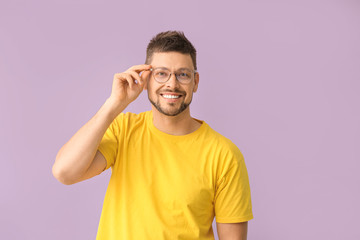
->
[[154, 67, 194, 72]]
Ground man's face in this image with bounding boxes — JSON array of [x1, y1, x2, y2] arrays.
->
[[145, 51, 199, 117]]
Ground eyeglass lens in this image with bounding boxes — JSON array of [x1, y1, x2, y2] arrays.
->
[[153, 69, 193, 83]]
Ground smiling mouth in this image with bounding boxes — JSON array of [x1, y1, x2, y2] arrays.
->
[[161, 94, 181, 99]]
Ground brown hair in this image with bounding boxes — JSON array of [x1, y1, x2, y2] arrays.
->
[[145, 31, 197, 70]]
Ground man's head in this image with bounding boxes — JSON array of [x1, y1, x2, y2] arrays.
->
[[144, 31, 199, 117]]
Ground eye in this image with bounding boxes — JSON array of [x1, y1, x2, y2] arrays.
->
[[178, 71, 191, 78], [155, 71, 168, 77]]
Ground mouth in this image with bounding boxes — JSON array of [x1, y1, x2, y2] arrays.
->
[[159, 92, 183, 101], [161, 94, 181, 99]]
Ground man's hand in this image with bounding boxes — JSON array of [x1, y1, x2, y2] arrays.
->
[[53, 64, 152, 185], [108, 64, 152, 111]]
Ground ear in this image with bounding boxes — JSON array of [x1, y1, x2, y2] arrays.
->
[[193, 72, 199, 93]]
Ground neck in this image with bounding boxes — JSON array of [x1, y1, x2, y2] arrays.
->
[[151, 106, 201, 136]]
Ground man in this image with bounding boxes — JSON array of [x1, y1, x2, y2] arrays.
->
[[53, 31, 253, 240]]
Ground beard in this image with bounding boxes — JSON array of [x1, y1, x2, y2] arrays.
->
[[148, 90, 193, 117]]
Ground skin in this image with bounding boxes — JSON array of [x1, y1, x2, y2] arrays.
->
[[216, 221, 248, 240], [52, 51, 248, 239], [144, 51, 201, 135]]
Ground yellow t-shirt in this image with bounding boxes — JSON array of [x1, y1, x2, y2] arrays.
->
[[96, 111, 253, 240]]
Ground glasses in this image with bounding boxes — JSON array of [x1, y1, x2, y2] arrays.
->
[[150, 67, 196, 84]]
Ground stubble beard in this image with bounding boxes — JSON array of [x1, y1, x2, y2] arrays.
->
[[148, 93, 193, 117]]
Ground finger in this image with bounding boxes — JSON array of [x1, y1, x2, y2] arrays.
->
[[114, 73, 128, 85], [124, 74, 135, 89], [114, 73, 124, 79], [128, 64, 152, 73], [127, 70, 142, 85]]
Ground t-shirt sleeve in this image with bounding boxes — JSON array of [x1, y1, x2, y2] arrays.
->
[[97, 115, 121, 171], [214, 148, 253, 223]]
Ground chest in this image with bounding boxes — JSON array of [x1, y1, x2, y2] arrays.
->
[[116, 135, 216, 213]]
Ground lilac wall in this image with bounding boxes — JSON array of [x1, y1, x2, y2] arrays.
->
[[1, 0, 359, 239]]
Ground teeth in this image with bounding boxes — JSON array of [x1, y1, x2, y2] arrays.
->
[[163, 94, 180, 99]]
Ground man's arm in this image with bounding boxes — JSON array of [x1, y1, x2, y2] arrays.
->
[[52, 97, 126, 185], [216, 222, 248, 240], [52, 64, 151, 185]]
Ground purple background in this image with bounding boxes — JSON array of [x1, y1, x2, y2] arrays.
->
[[1, 0, 359, 239]]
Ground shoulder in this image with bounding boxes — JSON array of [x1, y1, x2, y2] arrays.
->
[[202, 123, 245, 166], [204, 123, 241, 153], [200, 123, 247, 183], [111, 111, 149, 134]]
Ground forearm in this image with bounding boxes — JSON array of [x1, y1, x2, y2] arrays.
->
[[52, 98, 126, 184]]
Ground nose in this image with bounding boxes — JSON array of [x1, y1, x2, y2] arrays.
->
[[165, 73, 179, 88]]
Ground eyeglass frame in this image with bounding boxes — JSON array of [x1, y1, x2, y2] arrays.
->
[[149, 67, 197, 84]]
